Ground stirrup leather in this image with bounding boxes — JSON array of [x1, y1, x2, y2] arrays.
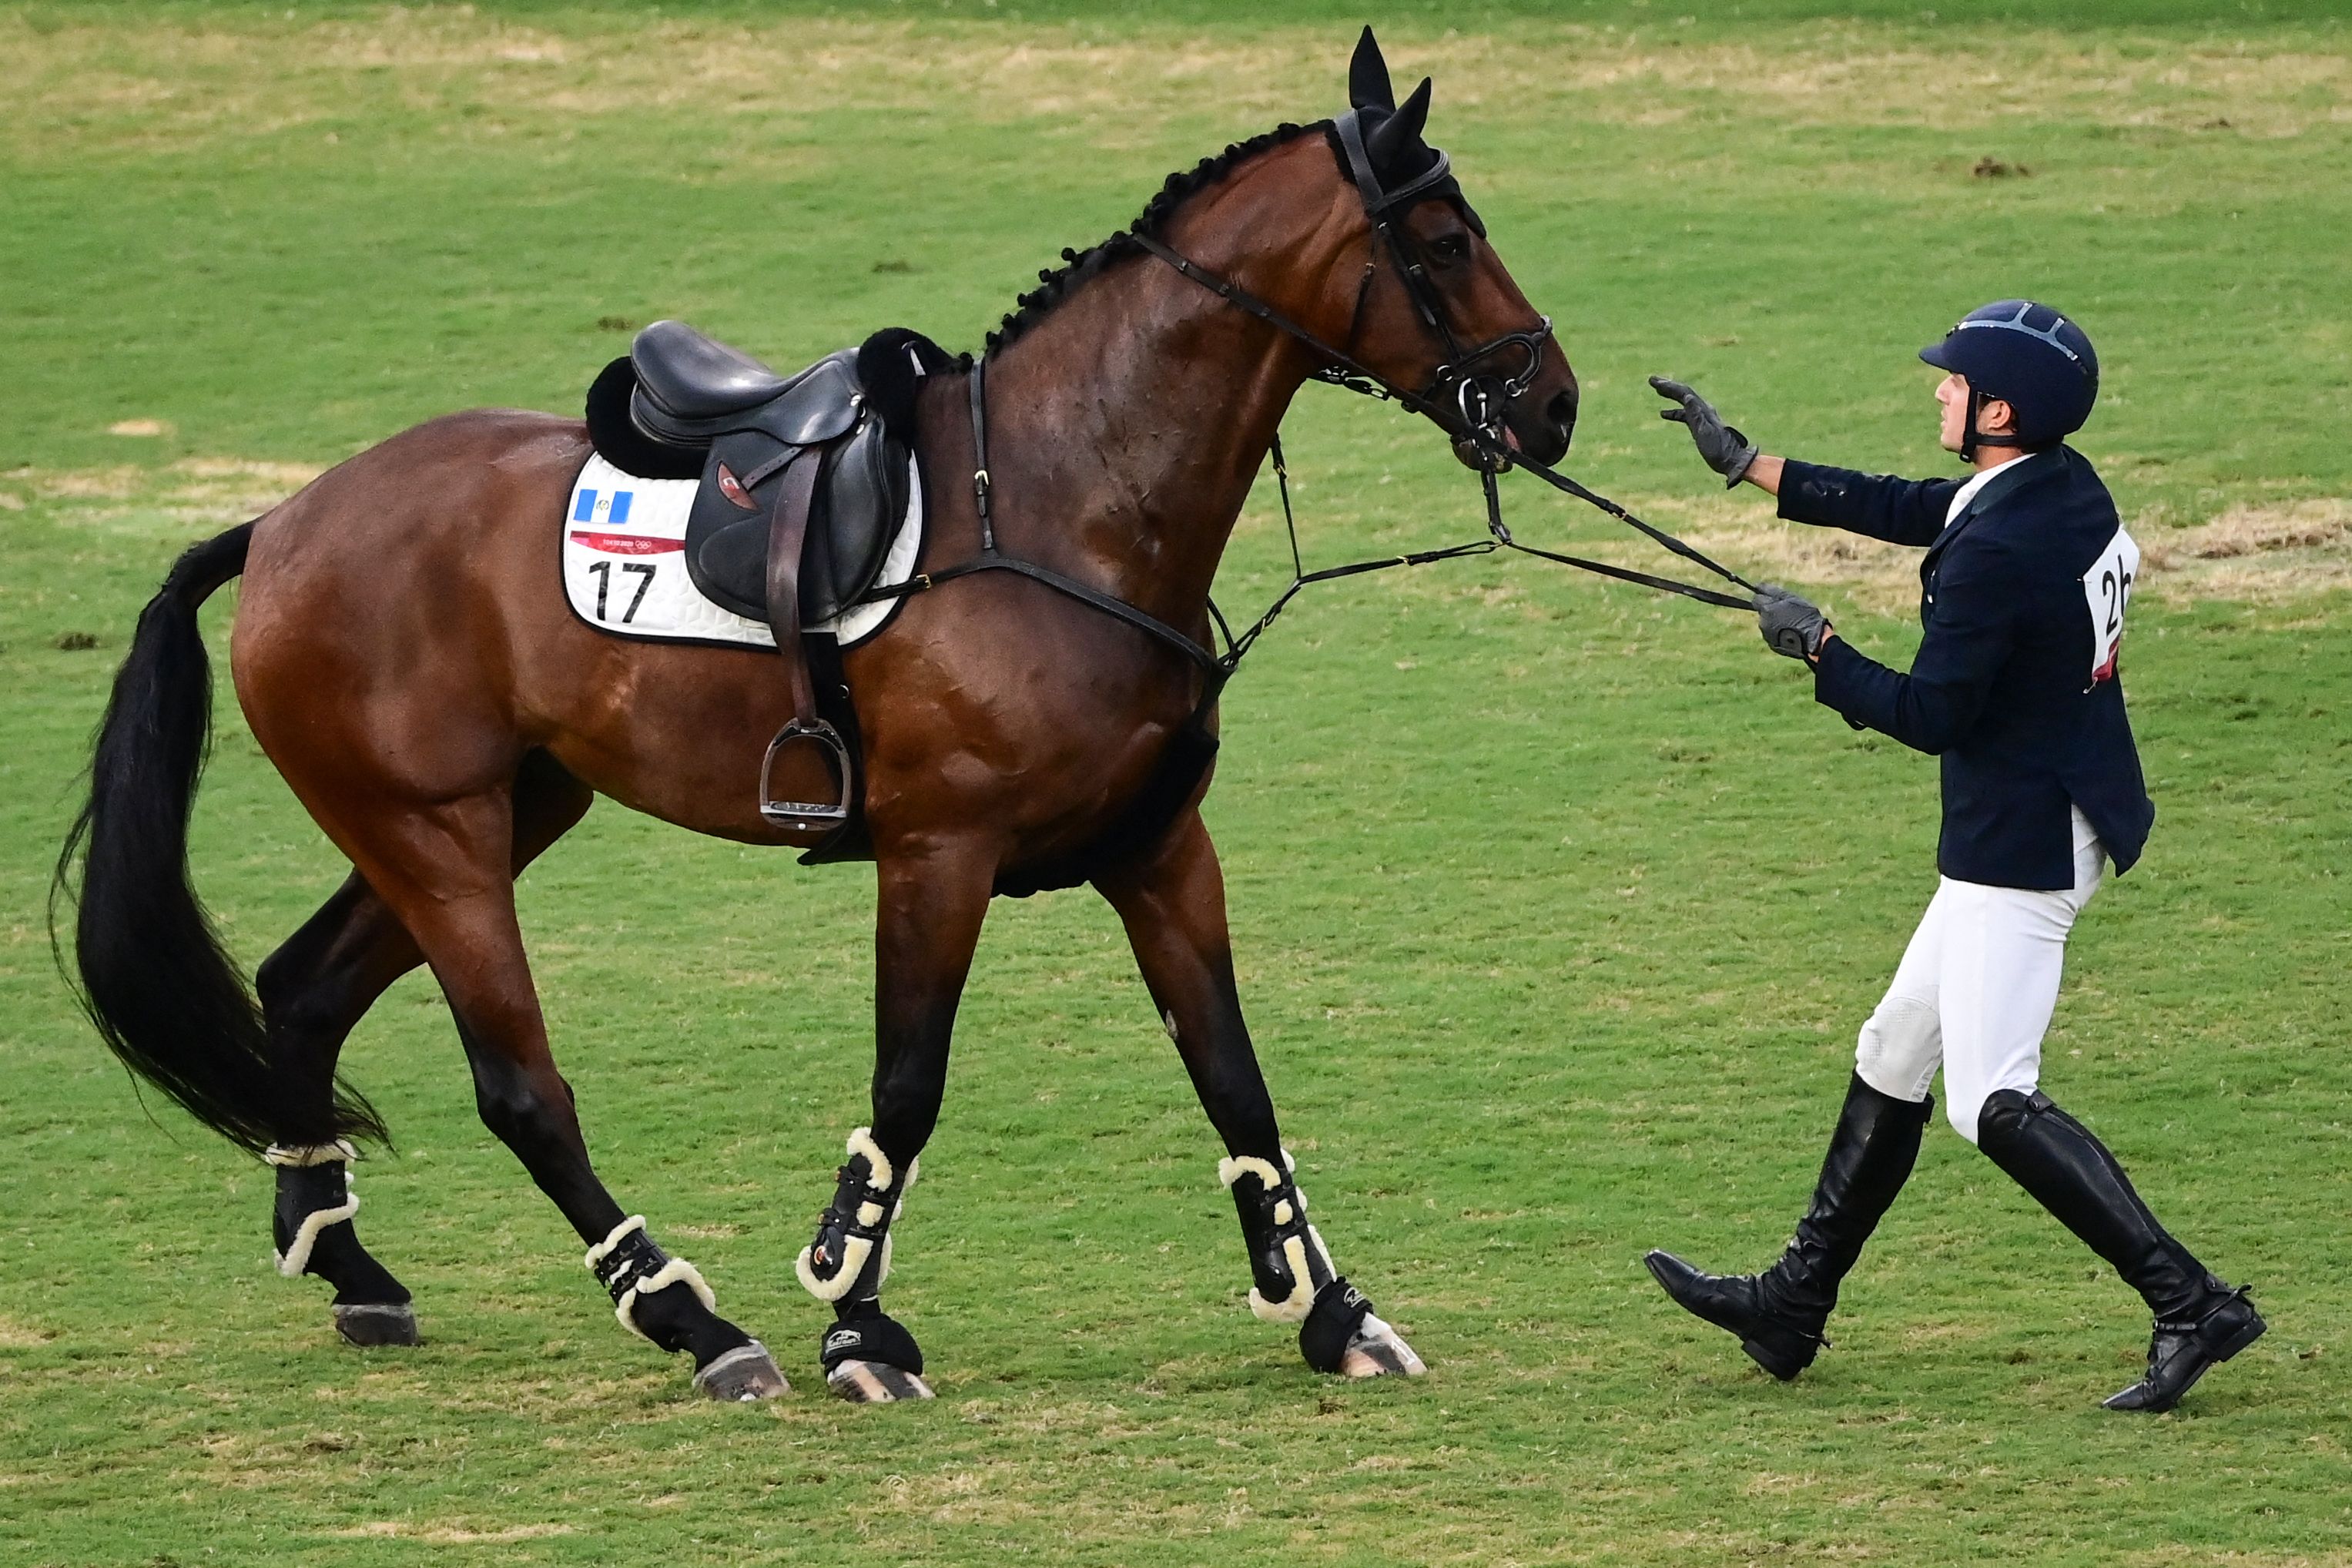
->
[[758, 719, 853, 829]]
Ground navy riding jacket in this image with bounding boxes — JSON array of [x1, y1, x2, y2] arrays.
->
[[1778, 446, 2156, 890]]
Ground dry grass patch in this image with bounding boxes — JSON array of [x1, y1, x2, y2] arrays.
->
[[324, 1519, 575, 1543], [2138, 498, 2352, 601], [1634, 491, 2352, 614], [4, 458, 327, 534], [3, 11, 2346, 155], [0, 1316, 57, 1349]]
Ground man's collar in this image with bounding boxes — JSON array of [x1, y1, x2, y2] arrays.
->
[[1943, 447, 2072, 533], [1945, 451, 2039, 527]]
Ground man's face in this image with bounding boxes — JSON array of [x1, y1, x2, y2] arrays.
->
[[1935, 370, 2015, 454], [1935, 371, 1970, 452]]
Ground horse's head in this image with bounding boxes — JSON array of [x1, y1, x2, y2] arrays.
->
[[1308, 28, 1579, 467]]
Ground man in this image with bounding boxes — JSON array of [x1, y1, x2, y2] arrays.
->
[[1641, 300, 2263, 1413]]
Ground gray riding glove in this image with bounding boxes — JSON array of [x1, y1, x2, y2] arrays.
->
[[1754, 584, 1829, 662], [1650, 376, 1759, 487]]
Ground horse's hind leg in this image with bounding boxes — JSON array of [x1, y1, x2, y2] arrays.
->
[[253, 752, 591, 1348], [1096, 809, 1424, 1380], [294, 765, 786, 1399], [256, 875, 425, 1345]]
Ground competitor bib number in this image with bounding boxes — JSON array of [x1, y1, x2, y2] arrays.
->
[[2080, 526, 2139, 689], [560, 452, 926, 651]]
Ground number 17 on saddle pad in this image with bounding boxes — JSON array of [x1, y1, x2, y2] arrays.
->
[[560, 453, 923, 651]]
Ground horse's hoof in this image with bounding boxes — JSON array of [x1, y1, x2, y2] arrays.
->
[[1338, 1312, 1426, 1379], [332, 1302, 420, 1348], [826, 1359, 935, 1402], [693, 1340, 790, 1402]]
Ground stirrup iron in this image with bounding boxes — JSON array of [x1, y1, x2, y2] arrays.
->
[[758, 719, 853, 829]]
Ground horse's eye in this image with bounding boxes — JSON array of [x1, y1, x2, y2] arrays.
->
[[1431, 232, 1472, 263]]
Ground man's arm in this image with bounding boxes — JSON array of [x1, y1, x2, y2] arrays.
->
[[1649, 377, 1953, 546], [1769, 461, 1956, 549], [1811, 545, 2019, 753]]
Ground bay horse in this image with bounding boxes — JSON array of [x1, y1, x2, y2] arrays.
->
[[59, 31, 1576, 1402]]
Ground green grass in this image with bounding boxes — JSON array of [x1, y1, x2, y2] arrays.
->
[[3, 5, 2349, 1564]]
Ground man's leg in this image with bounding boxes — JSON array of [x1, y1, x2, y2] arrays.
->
[[1945, 816, 2263, 1412], [1646, 883, 1946, 1379]]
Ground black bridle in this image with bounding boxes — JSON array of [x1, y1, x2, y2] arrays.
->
[[858, 112, 1759, 716], [1325, 109, 1554, 421]]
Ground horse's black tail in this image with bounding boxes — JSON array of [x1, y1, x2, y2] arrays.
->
[[53, 523, 386, 1155]]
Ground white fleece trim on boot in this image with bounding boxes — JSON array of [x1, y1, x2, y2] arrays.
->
[[615, 1257, 717, 1344], [796, 1134, 918, 1302], [582, 1217, 718, 1343], [1217, 1153, 1287, 1193], [273, 1184, 359, 1278], [264, 1140, 357, 1168], [1249, 1230, 1319, 1323], [1220, 1149, 1319, 1322], [846, 1126, 896, 1192], [796, 1234, 875, 1302], [584, 1214, 648, 1271]]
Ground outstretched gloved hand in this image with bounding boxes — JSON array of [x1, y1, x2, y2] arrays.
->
[[1754, 584, 1830, 663], [1651, 376, 1760, 488]]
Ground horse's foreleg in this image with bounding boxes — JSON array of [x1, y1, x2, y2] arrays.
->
[[1096, 810, 1424, 1379], [327, 783, 785, 1401], [795, 839, 996, 1402]]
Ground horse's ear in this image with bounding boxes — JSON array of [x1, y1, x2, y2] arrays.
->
[[1366, 76, 1432, 168], [1349, 25, 1395, 111]]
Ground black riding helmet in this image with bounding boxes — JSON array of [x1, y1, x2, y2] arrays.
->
[[1920, 300, 2099, 461]]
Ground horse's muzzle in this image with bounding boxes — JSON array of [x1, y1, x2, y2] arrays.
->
[[1448, 382, 1576, 471]]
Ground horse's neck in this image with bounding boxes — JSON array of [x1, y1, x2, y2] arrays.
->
[[979, 255, 1318, 624]]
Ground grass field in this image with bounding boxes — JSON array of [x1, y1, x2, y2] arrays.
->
[[4, 4, 2350, 1564]]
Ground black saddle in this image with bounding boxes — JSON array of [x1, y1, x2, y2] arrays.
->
[[586, 321, 950, 624], [631, 322, 799, 422], [584, 322, 951, 835]]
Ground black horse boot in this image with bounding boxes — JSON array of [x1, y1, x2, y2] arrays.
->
[[1647, 1074, 1932, 1380], [1975, 1089, 2263, 1413]]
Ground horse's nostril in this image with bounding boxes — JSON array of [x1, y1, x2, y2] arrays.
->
[[1546, 390, 1579, 437]]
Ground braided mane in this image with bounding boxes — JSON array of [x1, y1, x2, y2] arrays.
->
[[980, 121, 1324, 360]]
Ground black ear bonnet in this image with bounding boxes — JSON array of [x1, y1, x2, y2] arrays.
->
[[1332, 27, 1483, 236]]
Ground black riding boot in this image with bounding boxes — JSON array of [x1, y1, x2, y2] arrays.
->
[[1647, 1074, 1932, 1380], [1975, 1089, 2263, 1413]]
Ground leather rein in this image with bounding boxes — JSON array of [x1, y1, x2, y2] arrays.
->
[[856, 112, 1758, 715]]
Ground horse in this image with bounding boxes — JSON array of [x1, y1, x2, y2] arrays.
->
[[58, 29, 1577, 1402]]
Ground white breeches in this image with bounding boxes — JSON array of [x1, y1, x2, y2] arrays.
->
[[1854, 808, 2106, 1144]]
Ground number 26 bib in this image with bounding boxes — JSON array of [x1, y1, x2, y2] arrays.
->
[[2079, 526, 2139, 689]]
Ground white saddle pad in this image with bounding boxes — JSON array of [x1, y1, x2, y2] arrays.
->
[[561, 452, 923, 650]]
